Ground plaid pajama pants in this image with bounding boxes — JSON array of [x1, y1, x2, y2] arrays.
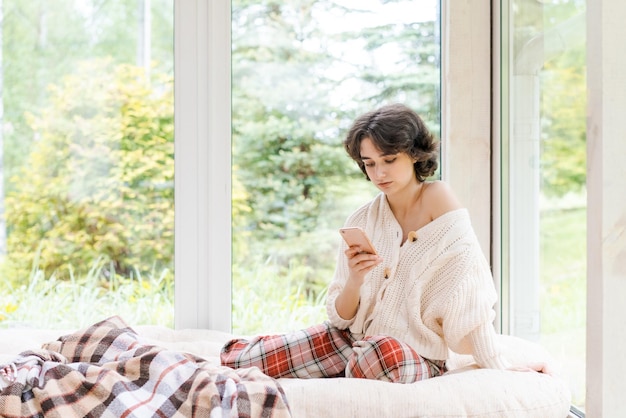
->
[[220, 321, 447, 384]]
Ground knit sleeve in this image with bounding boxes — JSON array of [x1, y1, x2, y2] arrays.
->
[[441, 249, 510, 369], [467, 323, 511, 369], [325, 245, 357, 329]]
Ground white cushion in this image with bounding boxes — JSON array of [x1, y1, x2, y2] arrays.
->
[[0, 326, 571, 418]]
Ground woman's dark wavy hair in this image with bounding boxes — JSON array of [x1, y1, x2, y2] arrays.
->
[[343, 103, 439, 182]]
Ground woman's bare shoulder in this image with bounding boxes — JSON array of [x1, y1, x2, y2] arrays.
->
[[423, 180, 463, 219]]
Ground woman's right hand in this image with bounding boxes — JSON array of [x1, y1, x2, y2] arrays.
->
[[345, 247, 382, 287]]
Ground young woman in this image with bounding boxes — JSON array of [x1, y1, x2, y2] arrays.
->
[[221, 103, 547, 383]]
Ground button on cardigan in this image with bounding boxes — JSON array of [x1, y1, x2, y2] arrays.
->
[[326, 193, 509, 370]]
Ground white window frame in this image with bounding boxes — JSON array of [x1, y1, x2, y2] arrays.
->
[[174, 0, 232, 331], [173, 0, 494, 331], [585, 1, 625, 415], [441, 0, 498, 328]]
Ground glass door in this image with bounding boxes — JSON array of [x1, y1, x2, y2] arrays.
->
[[501, 0, 586, 409]]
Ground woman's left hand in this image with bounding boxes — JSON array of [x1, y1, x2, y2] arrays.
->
[[507, 362, 553, 376]]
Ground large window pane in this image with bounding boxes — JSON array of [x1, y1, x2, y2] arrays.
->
[[231, 0, 441, 334], [0, 0, 174, 329], [502, 0, 586, 409]]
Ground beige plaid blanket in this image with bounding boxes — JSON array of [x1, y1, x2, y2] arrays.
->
[[0, 316, 291, 417]]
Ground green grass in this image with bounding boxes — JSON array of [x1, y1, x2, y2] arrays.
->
[[0, 207, 586, 335], [0, 259, 174, 329], [539, 206, 586, 408], [540, 207, 586, 332], [231, 255, 329, 336]]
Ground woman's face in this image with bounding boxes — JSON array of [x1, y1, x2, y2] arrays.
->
[[359, 136, 417, 195]]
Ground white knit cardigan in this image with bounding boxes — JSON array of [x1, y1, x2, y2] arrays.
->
[[326, 193, 509, 370]]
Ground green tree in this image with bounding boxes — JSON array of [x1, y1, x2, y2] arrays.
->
[[2, 0, 173, 189], [344, 12, 440, 132], [540, 50, 586, 196], [1, 0, 173, 260], [232, 0, 441, 241], [540, 1, 586, 196], [4, 59, 174, 283], [232, 0, 355, 241]]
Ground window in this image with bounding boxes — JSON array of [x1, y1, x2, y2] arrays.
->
[[500, 0, 586, 409], [175, 1, 496, 338], [230, 0, 441, 335], [0, 0, 174, 329]]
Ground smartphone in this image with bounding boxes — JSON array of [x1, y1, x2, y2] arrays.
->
[[339, 227, 378, 255]]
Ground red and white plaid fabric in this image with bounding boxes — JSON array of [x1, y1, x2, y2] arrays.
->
[[220, 322, 446, 384]]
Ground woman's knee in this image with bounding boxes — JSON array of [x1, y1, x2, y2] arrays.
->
[[345, 336, 434, 384], [220, 322, 354, 378]]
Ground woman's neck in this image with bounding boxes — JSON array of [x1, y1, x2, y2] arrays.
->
[[386, 181, 425, 219]]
